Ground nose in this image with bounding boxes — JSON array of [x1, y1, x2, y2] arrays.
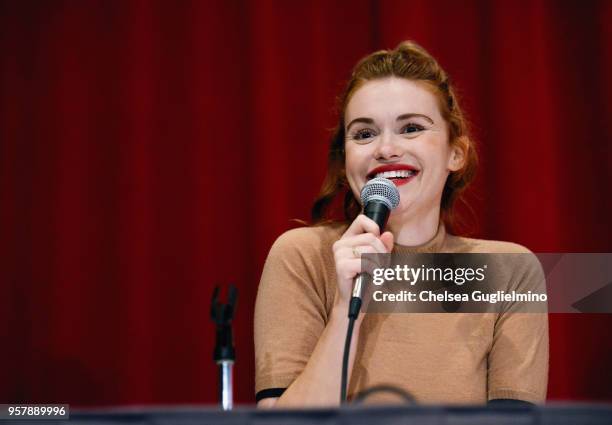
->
[[373, 130, 403, 161]]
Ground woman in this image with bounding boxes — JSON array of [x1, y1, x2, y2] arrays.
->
[[254, 41, 548, 407]]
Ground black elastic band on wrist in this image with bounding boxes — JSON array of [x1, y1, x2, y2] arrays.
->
[[255, 387, 286, 402]]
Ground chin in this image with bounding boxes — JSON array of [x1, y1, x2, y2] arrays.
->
[[389, 200, 415, 218]]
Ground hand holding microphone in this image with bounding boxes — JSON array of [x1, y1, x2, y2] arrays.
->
[[332, 178, 400, 312]]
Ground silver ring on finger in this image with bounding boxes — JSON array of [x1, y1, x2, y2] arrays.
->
[[352, 247, 360, 258]]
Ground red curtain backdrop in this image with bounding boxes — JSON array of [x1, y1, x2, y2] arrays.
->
[[1, 0, 611, 406]]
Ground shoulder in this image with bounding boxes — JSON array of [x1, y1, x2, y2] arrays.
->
[[445, 234, 533, 254], [445, 234, 543, 284], [269, 222, 347, 254], [259, 223, 346, 311]]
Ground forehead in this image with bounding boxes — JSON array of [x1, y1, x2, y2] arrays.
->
[[345, 77, 442, 123]]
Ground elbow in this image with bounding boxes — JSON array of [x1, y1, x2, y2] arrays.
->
[[256, 397, 279, 408]]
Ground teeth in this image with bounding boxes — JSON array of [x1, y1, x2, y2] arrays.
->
[[375, 170, 416, 179]]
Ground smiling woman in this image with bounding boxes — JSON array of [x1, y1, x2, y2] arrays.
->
[[254, 41, 548, 407], [311, 41, 477, 233]]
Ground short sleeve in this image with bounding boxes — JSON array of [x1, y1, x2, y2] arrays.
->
[[487, 252, 549, 403], [254, 228, 333, 397]]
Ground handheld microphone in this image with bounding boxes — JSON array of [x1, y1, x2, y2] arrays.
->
[[341, 177, 400, 403], [350, 177, 400, 310]]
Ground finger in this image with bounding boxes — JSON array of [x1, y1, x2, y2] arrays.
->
[[347, 258, 383, 281], [380, 231, 394, 252], [343, 245, 388, 276], [344, 214, 381, 238], [336, 258, 365, 282], [350, 244, 380, 258], [359, 246, 389, 271], [336, 233, 388, 254]]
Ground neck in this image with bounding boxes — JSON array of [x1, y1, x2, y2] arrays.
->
[[387, 204, 441, 246]]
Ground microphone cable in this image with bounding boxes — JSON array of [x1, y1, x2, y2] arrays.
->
[[340, 295, 362, 403]]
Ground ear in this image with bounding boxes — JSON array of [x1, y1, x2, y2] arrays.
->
[[448, 136, 469, 172]]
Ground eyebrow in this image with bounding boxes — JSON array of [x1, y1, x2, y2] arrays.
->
[[397, 113, 434, 124], [346, 113, 434, 132]]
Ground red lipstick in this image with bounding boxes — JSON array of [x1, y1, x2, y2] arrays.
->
[[366, 164, 420, 187]]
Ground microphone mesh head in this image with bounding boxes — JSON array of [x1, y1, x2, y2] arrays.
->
[[360, 177, 400, 210]]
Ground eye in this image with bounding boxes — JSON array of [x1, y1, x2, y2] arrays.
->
[[401, 123, 425, 134], [351, 128, 377, 141]]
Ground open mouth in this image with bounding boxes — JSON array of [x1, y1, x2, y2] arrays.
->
[[367, 169, 420, 186]]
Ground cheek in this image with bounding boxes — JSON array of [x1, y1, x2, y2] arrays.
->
[[425, 158, 451, 187], [419, 143, 453, 188], [344, 146, 368, 199], [427, 137, 453, 167], [344, 146, 365, 178]]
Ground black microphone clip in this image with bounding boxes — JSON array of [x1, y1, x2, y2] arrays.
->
[[210, 284, 238, 362]]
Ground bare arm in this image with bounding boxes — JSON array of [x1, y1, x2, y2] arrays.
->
[[258, 301, 364, 407], [257, 215, 393, 408]]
